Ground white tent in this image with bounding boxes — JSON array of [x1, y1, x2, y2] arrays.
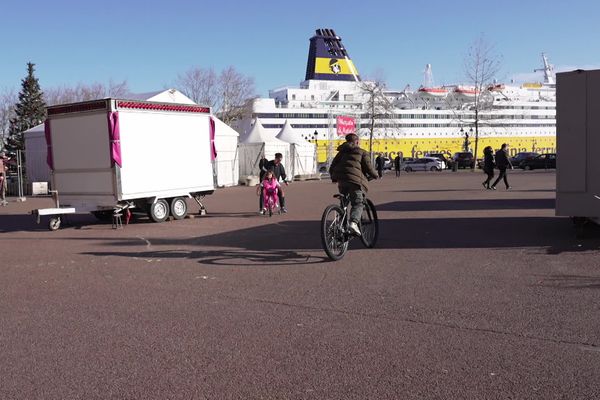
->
[[238, 119, 290, 182], [276, 120, 316, 177], [212, 117, 239, 187], [24, 123, 50, 184], [126, 89, 196, 105]]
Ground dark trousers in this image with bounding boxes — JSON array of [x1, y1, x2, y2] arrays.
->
[[338, 182, 364, 224], [492, 168, 509, 188], [395, 168, 400, 177], [483, 169, 494, 188], [377, 168, 383, 178]]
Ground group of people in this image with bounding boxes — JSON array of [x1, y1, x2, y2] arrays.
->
[[374, 154, 403, 178], [482, 143, 513, 190]]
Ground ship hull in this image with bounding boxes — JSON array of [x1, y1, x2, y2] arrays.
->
[[313, 136, 556, 163]]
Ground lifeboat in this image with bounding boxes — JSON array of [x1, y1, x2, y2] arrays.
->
[[453, 86, 479, 99], [418, 87, 449, 97], [488, 84, 505, 91]]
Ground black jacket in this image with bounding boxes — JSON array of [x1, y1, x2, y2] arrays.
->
[[258, 158, 269, 180], [265, 160, 287, 181], [494, 149, 512, 169], [483, 152, 495, 172]]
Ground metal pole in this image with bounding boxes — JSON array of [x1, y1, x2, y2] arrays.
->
[[17, 150, 25, 201]]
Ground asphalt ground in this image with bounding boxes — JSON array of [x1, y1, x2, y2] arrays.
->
[[1, 169, 600, 399]]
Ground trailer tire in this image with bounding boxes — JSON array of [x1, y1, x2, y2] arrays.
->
[[49, 217, 61, 231], [170, 197, 188, 220], [148, 199, 169, 223]]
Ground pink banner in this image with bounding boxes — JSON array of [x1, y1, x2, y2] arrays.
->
[[209, 117, 217, 161], [336, 115, 355, 136], [44, 119, 53, 170], [107, 112, 122, 167]]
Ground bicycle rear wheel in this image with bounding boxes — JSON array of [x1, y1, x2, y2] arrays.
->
[[321, 204, 349, 261], [360, 198, 379, 248]]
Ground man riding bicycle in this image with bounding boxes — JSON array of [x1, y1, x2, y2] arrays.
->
[[329, 133, 379, 236]]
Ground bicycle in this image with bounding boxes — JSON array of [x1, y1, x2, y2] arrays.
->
[[320, 193, 379, 261], [264, 187, 281, 217]]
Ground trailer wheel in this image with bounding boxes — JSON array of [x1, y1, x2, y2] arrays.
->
[[49, 217, 61, 231], [148, 199, 169, 223], [170, 197, 188, 220]]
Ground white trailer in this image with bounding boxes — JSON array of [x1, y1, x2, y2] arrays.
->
[[556, 69, 600, 236], [36, 99, 216, 230]]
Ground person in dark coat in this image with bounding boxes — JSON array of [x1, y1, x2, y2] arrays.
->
[[491, 143, 513, 190], [329, 133, 379, 236], [257, 154, 269, 212], [482, 146, 495, 189], [375, 154, 384, 178], [394, 153, 402, 177]]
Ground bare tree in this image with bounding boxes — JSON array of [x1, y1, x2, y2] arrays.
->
[[463, 35, 502, 166], [0, 88, 17, 143], [217, 66, 255, 125], [175, 67, 218, 107], [44, 80, 130, 106], [357, 77, 394, 159]]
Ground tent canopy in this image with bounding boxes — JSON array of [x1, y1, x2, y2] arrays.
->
[[241, 119, 286, 144], [276, 120, 309, 144]]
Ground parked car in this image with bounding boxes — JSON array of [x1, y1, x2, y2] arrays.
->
[[520, 153, 556, 170], [452, 152, 475, 169], [426, 153, 450, 169], [381, 156, 393, 170], [403, 157, 444, 172], [510, 152, 539, 167]]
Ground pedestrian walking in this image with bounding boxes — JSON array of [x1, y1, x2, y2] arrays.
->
[[375, 154, 384, 179], [481, 146, 495, 189], [491, 144, 513, 190], [394, 153, 402, 177]]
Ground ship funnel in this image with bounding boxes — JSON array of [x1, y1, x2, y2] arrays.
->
[[305, 28, 360, 82]]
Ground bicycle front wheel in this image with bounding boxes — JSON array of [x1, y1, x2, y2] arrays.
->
[[360, 198, 379, 248], [321, 204, 349, 261]]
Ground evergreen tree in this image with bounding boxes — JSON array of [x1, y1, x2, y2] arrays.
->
[[7, 62, 46, 152]]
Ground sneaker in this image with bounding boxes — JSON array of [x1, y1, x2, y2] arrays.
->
[[348, 221, 361, 236], [281, 207, 288, 213], [506, 186, 512, 190], [259, 209, 266, 215], [491, 186, 497, 190], [482, 182, 488, 189]]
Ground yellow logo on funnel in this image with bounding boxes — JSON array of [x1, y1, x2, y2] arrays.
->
[[315, 57, 359, 76]]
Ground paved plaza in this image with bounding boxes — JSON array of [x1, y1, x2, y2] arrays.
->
[[1, 170, 599, 399]]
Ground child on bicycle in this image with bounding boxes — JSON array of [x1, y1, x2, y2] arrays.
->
[[256, 169, 280, 214]]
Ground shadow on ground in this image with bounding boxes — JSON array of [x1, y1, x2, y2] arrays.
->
[[378, 198, 555, 212], [80, 216, 600, 267]]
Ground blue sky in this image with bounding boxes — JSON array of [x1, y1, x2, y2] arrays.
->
[[1, 0, 599, 96]]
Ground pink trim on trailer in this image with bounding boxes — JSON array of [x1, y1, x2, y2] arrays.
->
[[209, 117, 217, 161], [47, 100, 107, 116], [107, 112, 122, 167], [116, 101, 210, 113], [44, 119, 53, 169]]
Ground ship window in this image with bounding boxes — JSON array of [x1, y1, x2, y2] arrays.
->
[[292, 94, 296, 100]]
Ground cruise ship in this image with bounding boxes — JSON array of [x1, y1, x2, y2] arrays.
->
[[235, 28, 556, 163]]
